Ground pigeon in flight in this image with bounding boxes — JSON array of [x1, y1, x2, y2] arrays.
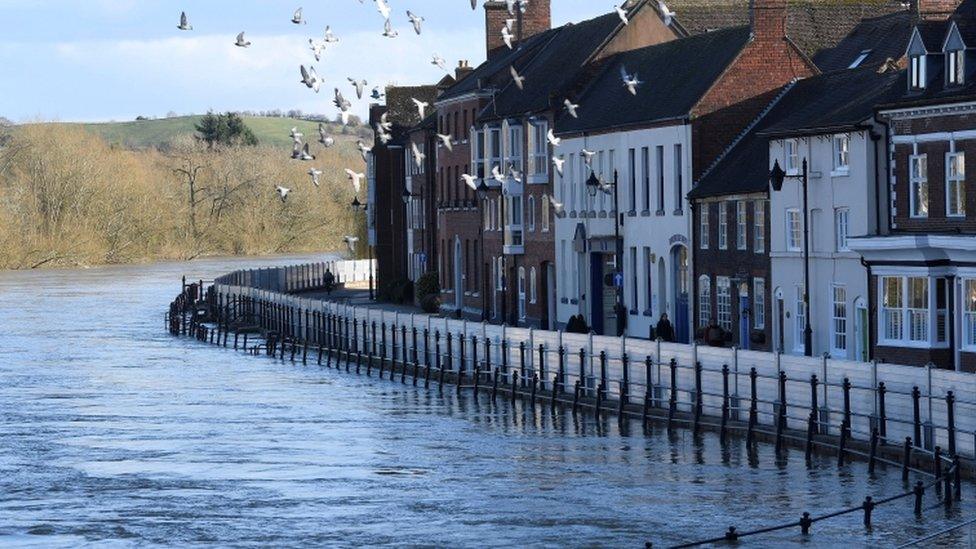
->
[[491, 165, 506, 185], [276, 186, 291, 202], [343, 236, 359, 254], [620, 65, 642, 96], [348, 78, 367, 99], [501, 26, 514, 49], [461, 173, 478, 191], [292, 7, 305, 25], [334, 89, 352, 124], [546, 129, 561, 147], [581, 149, 596, 165], [548, 195, 566, 217], [510, 66, 525, 90], [382, 19, 398, 38], [290, 127, 304, 143], [552, 156, 565, 176], [615, 4, 629, 25], [300, 65, 321, 93], [324, 26, 340, 43], [411, 142, 426, 168], [375, 0, 392, 19], [407, 10, 425, 34], [436, 133, 453, 152], [177, 11, 192, 31], [378, 112, 393, 132], [356, 139, 371, 162], [309, 39, 325, 62], [299, 143, 315, 161], [308, 168, 322, 187], [564, 99, 580, 119], [370, 86, 385, 100], [431, 54, 449, 74], [235, 32, 251, 48], [345, 169, 365, 193], [659, 0, 677, 26], [318, 124, 334, 147], [376, 127, 392, 144], [411, 98, 429, 119]]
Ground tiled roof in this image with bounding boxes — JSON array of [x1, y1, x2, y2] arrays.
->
[[813, 11, 915, 71], [483, 11, 623, 120], [382, 85, 440, 142], [689, 65, 903, 199], [669, 0, 908, 57], [555, 26, 752, 135], [916, 19, 952, 51]]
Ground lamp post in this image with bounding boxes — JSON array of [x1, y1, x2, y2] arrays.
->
[[586, 169, 625, 337], [476, 181, 491, 321], [770, 158, 812, 357], [402, 187, 413, 284], [351, 196, 374, 301]]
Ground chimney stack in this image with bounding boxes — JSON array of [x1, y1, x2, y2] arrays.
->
[[455, 60, 474, 82], [484, 0, 551, 57], [750, 0, 788, 41], [912, 0, 965, 19]]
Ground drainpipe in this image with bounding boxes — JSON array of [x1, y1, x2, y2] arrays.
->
[[861, 257, 873, 362]]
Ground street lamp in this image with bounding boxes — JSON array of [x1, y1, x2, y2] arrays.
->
[[585, 169, 625, 337], [769, 158, 812, 357], [351, 196, 374, 301], [476, 180, 491, 321]]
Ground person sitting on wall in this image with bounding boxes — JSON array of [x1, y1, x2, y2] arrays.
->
[[656, 313, 675, 343]]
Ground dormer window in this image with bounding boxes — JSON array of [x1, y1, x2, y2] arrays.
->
[[948, 49, 965, 85], [911, 54, 927, 89], [849, 50, 871, 69]]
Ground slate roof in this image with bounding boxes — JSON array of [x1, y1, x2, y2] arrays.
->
[[555, 26, 752, 135], [916, 19, 952, 52], [483, 11, 623, 120], [436, 30, 555, 103], [668, 0, 908, 57], [812, 12, 915, 71], [689, 65, 904, 199]]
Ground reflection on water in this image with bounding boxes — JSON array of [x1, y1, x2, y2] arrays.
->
[[0, 255, 971, 547]]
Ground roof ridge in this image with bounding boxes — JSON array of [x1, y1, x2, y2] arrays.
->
[[694, 79, 798, 185]]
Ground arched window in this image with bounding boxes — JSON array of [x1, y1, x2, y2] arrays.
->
[[698, 275, 711, 327], [527, 196, 536, 231], [530, 267, 537, 304], [541, 195, 550, 232]]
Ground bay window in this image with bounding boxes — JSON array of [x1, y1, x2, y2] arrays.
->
[[489, 127, 502, 179], [507, 123, 523, 172], [879, 275, 949, 348]]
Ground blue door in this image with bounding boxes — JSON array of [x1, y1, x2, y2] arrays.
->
[[590, 253, 604, 336], [739, 295, 751, 351], [672, 245, 690, 344]]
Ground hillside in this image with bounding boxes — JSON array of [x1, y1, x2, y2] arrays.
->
[[56, 115, 369, 149]]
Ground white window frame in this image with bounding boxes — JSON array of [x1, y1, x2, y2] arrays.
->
[[948, 49, 965, 86], [910, 154, 929, 218], [832, 134, 850, 175], [911, 54, 927, 89], [831, 284, 848, 357], [644, 247, 654, 312], [507, 123, 523, 172], [698, 275, 711, 328], [835, 208, 850, 252], [518, 267, 527, 319], [541, 194, 550, 232], [718, 203, 728, 250], [736, 201, 748, 250], [848, 49, 871, 69], [785, 138, 799, 175], [529, 267, 537, 304], [753, 278, 765, 330], [786, 208, 802, 252], [526, 195, 536, 232], [794, 285, 806, 354], [878, 275, 948, 348], [700, 205, 710, 250], [964, 279, 976, 350], [528, 120, 548, 183], [754, 200, 765, 253], [716, 277, 732, 332], [947, 151, 966, 218]]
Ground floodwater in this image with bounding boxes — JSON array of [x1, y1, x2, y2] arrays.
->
[[0, 255, 974, 548]]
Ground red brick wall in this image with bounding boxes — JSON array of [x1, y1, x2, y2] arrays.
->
[[867, 276, 955, 369], [916, 0, 964, 17], [485, 0, 551, 56]]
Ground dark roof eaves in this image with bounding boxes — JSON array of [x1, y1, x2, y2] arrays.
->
[[555, 115, 690, 138]]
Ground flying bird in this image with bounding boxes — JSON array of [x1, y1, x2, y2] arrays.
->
[[290, 127, 304, 142], [564, 99, 579, 119], [501, 26, 514, 49], [378, 112, 393, 132], [299, 143, 315, 161], [491, 165, 505, 184], [343, 236, 359, 254], [345, 169, 365, 193], [552, 156, 565, 176], [546, 129, 561, 147], [620, 65, 642, 96], [461, 173, 478, 191], [659, 0, 677, 26], [510, 66, 525, 90], [318, 124, 334, 147], [436, 133, 453, 152], [276, 186, 291, 202], [509, 164, 523, 183], [548, 195, 566, 217], [177, 11, 192, 31], [300, 65, 321, 93], [382, 18, 398, 38], [292, 7, 305, 25], [375, 0, 392, 19], [324, 26, 340, 43], [309, 39, 326, 62], [411, 142, 426, 168], [370, 86, 385, 100], [407, 10, 425, 34], [348, 77, 367, 99], [234, 32, 251, 47], [581, 148, 596, 165], [615, 4, 630, 25], [431, 54, 449, 74], [308, 168, 322, 187], [411, 98, 429, 119], [356, 140, 371, 162], [376, 128, 392, 144]]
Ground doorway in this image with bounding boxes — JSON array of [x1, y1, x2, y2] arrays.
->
[[671, 245, 689, 343], [855, 298, 868, 362], [589, 252, 617, 336]]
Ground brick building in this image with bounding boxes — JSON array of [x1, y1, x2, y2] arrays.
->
[[850, 1, 976, 370]]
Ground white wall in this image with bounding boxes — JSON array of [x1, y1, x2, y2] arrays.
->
[[769, 129, 882, 360], [553, 125, 693, 338]]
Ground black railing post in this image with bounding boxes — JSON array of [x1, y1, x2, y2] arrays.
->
[[877, 382, 887, 442], [519, 341, 526, 388], [412, 327, 420, 385], [912, 386, 922, 447], [538, 344, 546, 392], [557, 346, 566, 395], [693, 361, 703, 434], [621, 353, 630, 407], [902, 437, 913, 482], [747, 367, 758, 446], [721, 364, 730, 444], [599, 351, 608, 398], [947, 391, 956, 457], [810, 374, 819, 435], [668, 358, 678, 429], [579, 348, 587, 396], [436, 330, 444, 390]]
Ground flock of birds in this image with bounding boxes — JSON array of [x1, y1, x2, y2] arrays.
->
[[175, 0, 676, 252]]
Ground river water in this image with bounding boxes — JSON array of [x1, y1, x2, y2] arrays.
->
[[0, 256, 973, 548]]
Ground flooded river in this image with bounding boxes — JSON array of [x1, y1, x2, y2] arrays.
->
[[0, 256, 972, 547]]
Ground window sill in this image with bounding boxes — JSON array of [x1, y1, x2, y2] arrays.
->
[[878, 339, 950, 350], [830, 169, 850, 178]]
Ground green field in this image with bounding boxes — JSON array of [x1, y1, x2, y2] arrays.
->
[[54, 115, 367, 149]]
